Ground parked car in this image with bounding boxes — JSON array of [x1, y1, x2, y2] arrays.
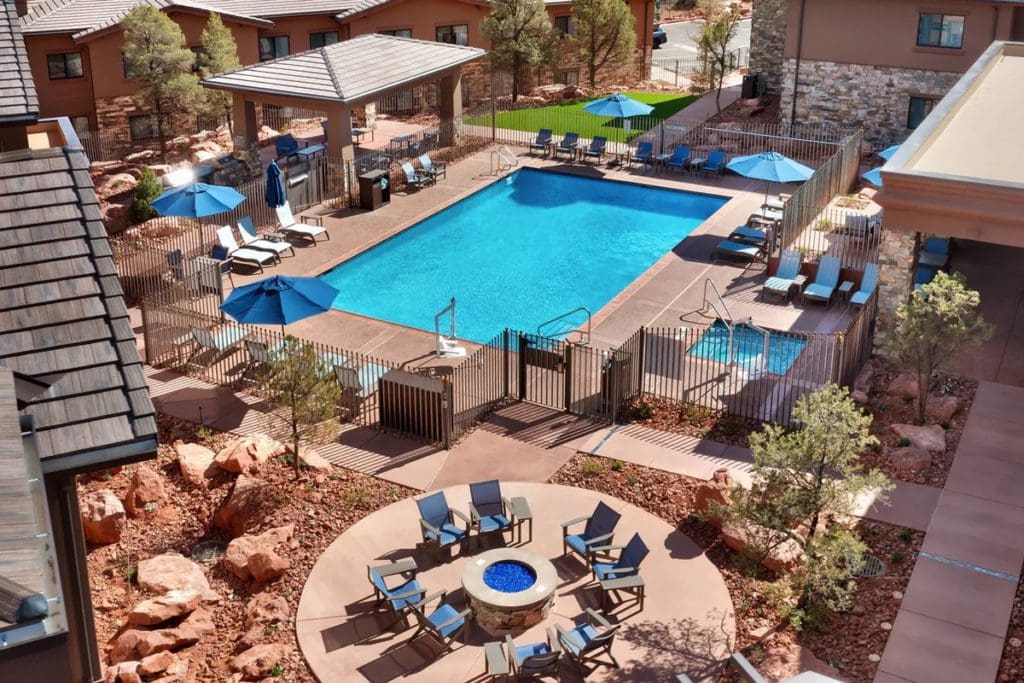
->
[[653, 24, 667, 48]]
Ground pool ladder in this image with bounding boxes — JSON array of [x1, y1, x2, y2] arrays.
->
[[490, 145, 518, 176], [538, 306, 592, 345], [701, 278, 770, 377]]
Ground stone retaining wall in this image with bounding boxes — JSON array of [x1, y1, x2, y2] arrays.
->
[[749, 0, 788, 93], [875, 228, 916, 350], [779, 58, 961, 143]]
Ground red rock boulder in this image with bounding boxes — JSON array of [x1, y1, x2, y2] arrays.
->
[[81, 489, 126, 545]]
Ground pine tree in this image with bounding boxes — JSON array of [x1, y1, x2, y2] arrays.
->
[[571, 0, 637, 88], [482, 0, 559, 101], [199, 13, 241, 136]]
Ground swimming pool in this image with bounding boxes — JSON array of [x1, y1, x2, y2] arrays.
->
[[320, 168, 727, 342], [687, 320, 807, 375]]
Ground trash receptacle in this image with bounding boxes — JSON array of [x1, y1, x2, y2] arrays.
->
[[742, 73, 760, 99], [358, 169, 391, 211]]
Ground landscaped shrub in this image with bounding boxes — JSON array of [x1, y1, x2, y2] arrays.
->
[[129, 167, 162, 224]]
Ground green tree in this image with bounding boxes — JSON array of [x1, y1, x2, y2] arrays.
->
[[885, 270, 993, 423], [715, 385, 890, 620], [130, 167, 162, 224], [571, 0, 637, 88], [693, 0, 742, 116], [482, 0, 559, 102], [259, 338, 342, 477], [199, 13, 241, 136], [122, 5, 204, 162]]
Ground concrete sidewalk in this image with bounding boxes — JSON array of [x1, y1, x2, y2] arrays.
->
[[877, 381, 1024, 682]]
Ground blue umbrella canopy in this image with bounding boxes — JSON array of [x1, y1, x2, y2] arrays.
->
[[151, 182, 245, 218], [265, 160, 286, 209], [726, 151, 814, 183], [220, 275, 339, 327], [862, 167, 884, 187], [582, 93, 655, 118], [879, 145, 900, 161]]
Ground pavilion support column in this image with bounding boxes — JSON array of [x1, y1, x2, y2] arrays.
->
[[232, 95, 258, 166], [438, 70, 463, 147], [325, 102, 354, 162], [874, 227, 918, 353]]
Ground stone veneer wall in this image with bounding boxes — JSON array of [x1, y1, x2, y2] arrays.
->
[[874, 227, 917, 350], [779, 58, 962, 143], [749, 0, 788, 93]]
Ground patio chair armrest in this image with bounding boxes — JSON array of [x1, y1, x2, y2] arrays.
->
[[411, 589, 447, 611], [582, 532, 614, 548], [504, 634, 515, 663], [388, 585, 427, 601], [468, 503, 482, 523], [561, 515, 590, 530], [588, 543, 625, 555], [546, 627, 561, 653], [419, 518, 442, 537], [601, 566, 636, 577], [449, 507, 471, 525], [434, 608, 471, 633], [373, 558, 418, 578], [501, 496, 513, 513], [586, 608, 614, 629], [554, 623, 573, 646]]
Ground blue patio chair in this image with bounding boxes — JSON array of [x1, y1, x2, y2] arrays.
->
[[407, 590, 471, 656], [418, 154, 447, 181], [556, 608, 620, 674], [914, 264, 937, 291], [469, 479, 513, 541], [555, 132, 580, 159], [762, 249, 804, 300], [367, 559, 426, 626], [416, 491, 471, 560], [665, 145, 692, 172], [274, 133, 301, 161], [402, 162, 433, 190], [919, 236, 951, 269], [699, 150, 727, 175], [850, 263, 879, 308], [729, 225, 769, 246], [505, 628, 561, 680], [630, 141, 654, 167], [562, 501, 622, 563], [590, 533, 649, 583], [713, 239, 765, 264], [803, 255, 842, 304], [582, 136, 607, 162], [529, 128, 553, 155]]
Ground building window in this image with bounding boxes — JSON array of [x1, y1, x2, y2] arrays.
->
[[380, 28, 413, 38], [554, 16, 575, 37], [259, 36, 290, 61], [122, 54, 134, 79], [189, 47, 206, 73], [129, 115, 158, 143], [310, 31, 339, 49], [917, 13, 964, 49], [907, 96, 937, 129], [436, 25, 468, 46], [47, 52, 83, 80], [556, 69, 579, 85]]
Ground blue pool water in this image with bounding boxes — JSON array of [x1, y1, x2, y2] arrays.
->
[[688, 320, 807, 375], [483, 560, 537, 593], [320, 168, 727, 342]]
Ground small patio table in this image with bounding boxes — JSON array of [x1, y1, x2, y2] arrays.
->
[[599, 574, 646, 612], [484, 641, 509, 679], [838, 280, 855, 305], [509, 496, 533, 544], [296, 144, 326, 161], [687, 157, 706, 173]]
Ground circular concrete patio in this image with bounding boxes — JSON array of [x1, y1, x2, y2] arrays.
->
[[296, 482, 735, 682]]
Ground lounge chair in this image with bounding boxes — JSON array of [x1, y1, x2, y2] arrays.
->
[[189, 325, 247, 363], [505, 628, 561, 680], [664, 145, 692, 172], [699, 150, 727, 175], [729, 225, 769, 246], [402, 161, 433, 190], [562, 501, 621, 563], [713, 239, 765, 264], [919, 236, 950, 268], [591, 532, 649, 583], [843, 213, 878, 243], [416, 491, 471, 560], [274, 201, 328, 243], [215, 226, 277, 272], [274, 133, 301, 161], [418, 154, 447, 181], [368, 559, 427, 627], [556, 608, 620, 674], [469, 479, 513, 541], [529, 128, 553, 156], [407, 590, 471, 655], [554, 132, 580, 160], [850, 263, 879, 308], [630, 141, 654, 167], [237, 216, 294, 259], [803, 255, 841, 304], [582, 136, 607, 163], [762, 249, 804, 300], [335, 362, 388, 398]]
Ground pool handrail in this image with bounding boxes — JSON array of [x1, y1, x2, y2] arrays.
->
[[701, 278, 770, 376], [538, 307, 592, 345]]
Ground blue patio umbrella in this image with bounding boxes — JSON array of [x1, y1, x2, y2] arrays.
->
[[151, 182, 245, 218], [862, 167, 884, 187], [265, 160, 286, 209], [879, 144, 901, 161], [726, 151, 814, 204], [582, 93, 655, 136], [220, 275, 339, 331]]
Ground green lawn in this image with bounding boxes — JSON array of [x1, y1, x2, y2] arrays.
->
[[465, 92, 698, 144]]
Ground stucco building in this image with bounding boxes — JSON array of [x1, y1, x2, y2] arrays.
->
[[749, 0, 1024, 143]]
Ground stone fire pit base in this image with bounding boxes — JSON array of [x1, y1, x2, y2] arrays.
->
[[462, 548, 557, 635]]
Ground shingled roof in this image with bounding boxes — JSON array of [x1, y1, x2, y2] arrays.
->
[[0, 1, 39, 124], [0, 146, 158, 472], [203, 33, 485, 104]]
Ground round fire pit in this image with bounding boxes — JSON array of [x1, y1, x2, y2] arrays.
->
[[462, 548, 557, 634]]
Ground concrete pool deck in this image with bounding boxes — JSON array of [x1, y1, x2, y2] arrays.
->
[[226, 145, 855, 365]]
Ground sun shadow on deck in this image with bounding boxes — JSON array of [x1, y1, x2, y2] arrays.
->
[[478, 402, 607, 450]]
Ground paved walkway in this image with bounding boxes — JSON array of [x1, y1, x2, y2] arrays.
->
[[296, 482, 736, 682], [876, 381, 1024, 682]]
